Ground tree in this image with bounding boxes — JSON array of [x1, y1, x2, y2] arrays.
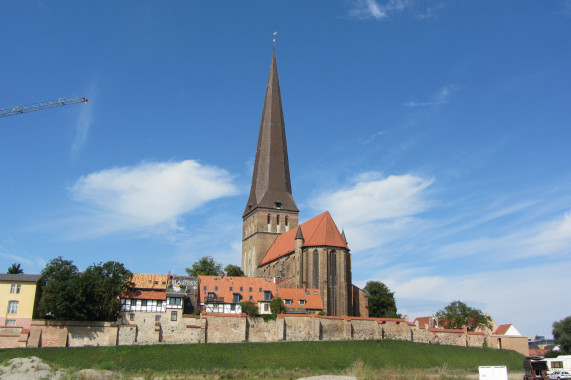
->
[[186, 256, 223, 277], [553, 315, 571, 353], [435, 300, 492, 331], [240, 300, 259, 317], [364, 281, 401, 318], [36, 257, 84, 320], [7, 263, 23, 274], [81, 261, 133, 321], [37, 257, 133, 321], [224, 264, 244, 277], [270, 297, 285, 315]]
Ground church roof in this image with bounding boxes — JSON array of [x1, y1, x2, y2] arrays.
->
[[259, 211, 349, 266], [243, 48, 298, 217]]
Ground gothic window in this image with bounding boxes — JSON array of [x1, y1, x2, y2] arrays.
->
[[277, 215, 280, 225], [267, 214, 271, 232], [312, 250, 319, 289], [285, 216, 288, 226]]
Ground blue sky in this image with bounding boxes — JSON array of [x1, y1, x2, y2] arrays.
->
[[1, 1, 570, 338]]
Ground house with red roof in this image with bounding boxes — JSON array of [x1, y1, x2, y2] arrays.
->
[[199, 275, 276, 314]]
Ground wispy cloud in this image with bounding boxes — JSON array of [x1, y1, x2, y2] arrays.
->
[[346, 0, 443, 21], [347, 0, 411, 20], [362, 130, 384, 145], [310, 172, 433, 250], [68, 160, 239, 237], [404, 84, 458, 107], [71, 81, 96, 160]]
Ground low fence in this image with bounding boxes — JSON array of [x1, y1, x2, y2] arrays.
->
[[1, 314, 487, 349]]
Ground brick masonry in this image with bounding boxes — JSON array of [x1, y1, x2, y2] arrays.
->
[[0, 314, 501, 354]]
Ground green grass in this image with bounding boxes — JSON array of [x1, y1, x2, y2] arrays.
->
[[0, 339, 524, 377]]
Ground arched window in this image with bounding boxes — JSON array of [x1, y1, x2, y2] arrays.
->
[[277, 215, 280, 225], [312, 250, 319, 289], [267, 214, 271, 232], [285, 216, 288, 226]]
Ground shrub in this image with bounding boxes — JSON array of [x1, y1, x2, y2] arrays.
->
[[240, 301, 259, 317]]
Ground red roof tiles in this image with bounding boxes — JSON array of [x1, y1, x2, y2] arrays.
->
[[131, 273, 169, 290], [277, 288, 323, 310], [199, 276, 276, 304], [494, 324, 512, 335], [259, 211, 348, 266]]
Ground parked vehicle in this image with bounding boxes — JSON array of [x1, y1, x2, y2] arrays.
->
[[548, 370, 571, 380], [524, 356, 571, 380]]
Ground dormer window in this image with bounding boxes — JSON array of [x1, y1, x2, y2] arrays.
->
[[275, 201, 282, 209]]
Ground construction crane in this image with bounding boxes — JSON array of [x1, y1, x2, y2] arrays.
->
[[0, 96, 88, 118]]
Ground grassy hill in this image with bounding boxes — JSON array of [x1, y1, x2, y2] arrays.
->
[[0, 339, 525, 379]]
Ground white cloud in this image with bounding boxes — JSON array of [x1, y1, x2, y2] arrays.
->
[[311, 172, 433, 250], [404, 84, 458, 107], [348, 0, 411, 20], [387, 260, 571, 337], [69, 160, 239, 236], [71, 82, 96, 160], [435, 210, 571, 262]]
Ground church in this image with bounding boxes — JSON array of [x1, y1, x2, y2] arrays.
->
[[241, 49, 368, 317]]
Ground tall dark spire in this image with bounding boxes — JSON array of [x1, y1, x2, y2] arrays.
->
[[243, 49, 298, 217]]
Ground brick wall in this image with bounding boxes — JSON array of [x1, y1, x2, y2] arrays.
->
[[0, 314, 522, 355]]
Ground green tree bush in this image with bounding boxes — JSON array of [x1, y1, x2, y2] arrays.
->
[[553, 315, 571, 353], [435, 300, 492, 331], [186, 256, 223, 276], [224, 264, 244, 277], [36, 257, 132, 321], [7, 263, 23, 274], [270, 297, 285, 315], [240, 300, 259, 317], [364, 281, 400, 318]]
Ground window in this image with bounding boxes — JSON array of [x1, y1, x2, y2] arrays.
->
[[231, 304, 236, 311], [299, 300, 306, 305], [285, 216, 288, 226], [141, 300, 147, 307], [171, 311, 177, 321], [264, 303, 269, 311], [203, 286, 207, 291], [233, 294, 240, 303], [215, 286, 218, 291], [249, 296, 253, 300], [129, 313, 135, 321], [156, 300, 162, 307], [264, 291, 271, 301], [10, 284, 15, 294], [277, 215, 280, 225], [259, 288, 262, 292], [229, 286, 233, 291], [155, 315, 161, 322], [169, 297, 182, 305], [130, 299, 137, 306], [249, 287, 252, 292], [5, 320, 16, 326], [240, 287, 243, 291], [16, 285, 20, 293], [314, 291, 318, 295], [285, 299, 292, 305], [553, 362, 563, 369]]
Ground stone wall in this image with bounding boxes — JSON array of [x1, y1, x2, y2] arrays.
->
[[0, 314, 516, 354]]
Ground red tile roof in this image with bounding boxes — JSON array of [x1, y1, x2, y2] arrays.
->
[[125, 291, 166, 300], [131, 273, 169, 290], [414, 316, 432, 328], [259, 211, 348, 266], [199, 276, 276, 304], [494, 324, 512, 335], [277, 288, 323, 310]]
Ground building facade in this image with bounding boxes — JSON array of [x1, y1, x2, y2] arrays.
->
[[0, 274, 41, 329]]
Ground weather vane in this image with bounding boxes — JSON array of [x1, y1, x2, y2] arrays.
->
[[273, 31, 277, 45]]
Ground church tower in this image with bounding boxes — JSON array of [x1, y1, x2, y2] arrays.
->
[[242, 49, 299, 276]]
